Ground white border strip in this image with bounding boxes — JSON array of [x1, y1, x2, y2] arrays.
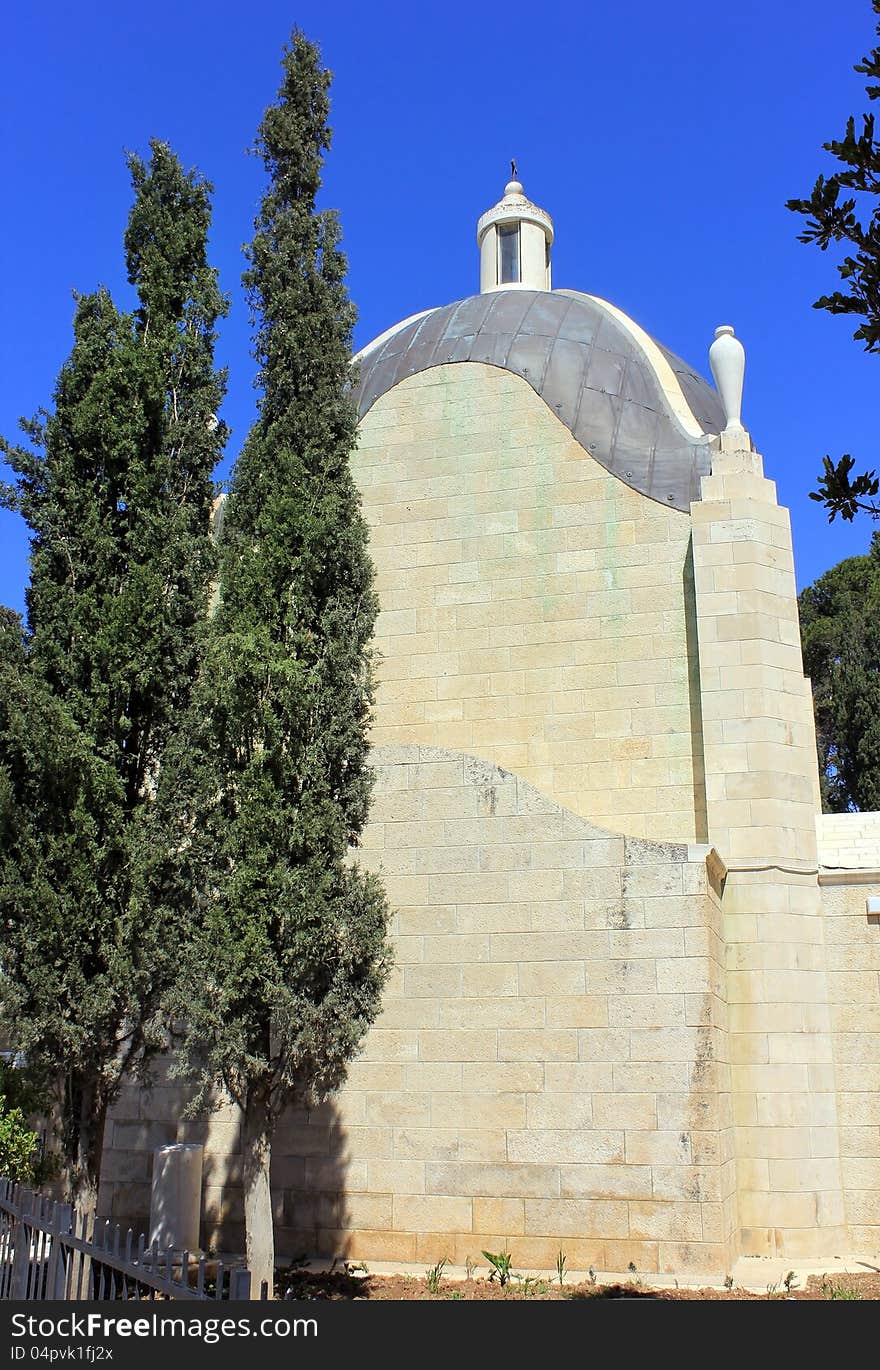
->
[[354, 308, 438, 364], [557, 289, 705, 440]]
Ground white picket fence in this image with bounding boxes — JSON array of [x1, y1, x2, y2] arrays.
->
[[0, 1179, 253, 1300]]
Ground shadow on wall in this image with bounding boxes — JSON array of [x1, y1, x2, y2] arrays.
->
[[100, 1069, 353, 1261], [273, 1097, 351, 1265], [683, 540, 708, 844], [98, 1075, 179, 1232], [191, 1095, 352, 1263]]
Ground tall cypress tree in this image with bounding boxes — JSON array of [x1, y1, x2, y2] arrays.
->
[[0, 142, 227, 1212], [164, 33, 390, 1291]]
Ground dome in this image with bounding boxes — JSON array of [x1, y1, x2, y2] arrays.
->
[[353, 288, 724, 512]]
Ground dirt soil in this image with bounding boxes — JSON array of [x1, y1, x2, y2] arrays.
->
[[275, 1266, 880, 1301]]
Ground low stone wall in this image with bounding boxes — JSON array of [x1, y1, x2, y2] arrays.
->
[[821, 876, 880, 1251], [99, 761, 880, 1273], [818, 812, 880, 870], [102, 745, 734, 1274]]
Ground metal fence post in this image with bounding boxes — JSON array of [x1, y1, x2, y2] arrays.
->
[[45, 1203, 73, 1300], [0, 1173, 244, 1303], [229, 1269, 251, 1300], [10, 1214, 30, 1300]]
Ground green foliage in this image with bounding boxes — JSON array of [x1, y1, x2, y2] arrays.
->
[[555, 1250, 567, 1286], [811, 455, 879, 524], [0, 141, 226, 1201], [0, 1057, 47, 1120], [425, 1257, 448, 1294], [0, 1095, 37, 1183], [821, 1277, 862, 1299], [159, 30, 390, 1281], [787, 1, 880, 521], [517, 1276, 550, 1297], [482, 1248, 514, 1287], [798, 534, 880, 811], [0, 1057, 59, 1185]]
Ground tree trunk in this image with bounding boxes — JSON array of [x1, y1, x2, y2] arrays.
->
[[242, 1086, 274, 1299], [64, 1072, 107, 1222], [63, 1072, 108, 1296]]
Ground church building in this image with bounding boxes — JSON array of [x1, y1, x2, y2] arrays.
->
[[102, 175, 880, 1277]]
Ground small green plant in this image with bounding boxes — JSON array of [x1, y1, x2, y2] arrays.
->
[[723, 1273, 735, 1290], [518, 1275, 549, 1297], [821, 1277, 861, 1301], [625, 1259, 645, 1289], [425, 1256, 448, 1295], [783, 1270, 798, 1294], [555, 1250, 567, 1287], [465, 1255, 476, 1281], [445, 1290, 463, 1300], [588, 1265, 597, 1286], [482, 1247, 514, 1288]]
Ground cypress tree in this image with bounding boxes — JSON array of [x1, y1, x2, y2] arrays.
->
[[164, 33, 391, 1292], [0, 142, 227, 1213]]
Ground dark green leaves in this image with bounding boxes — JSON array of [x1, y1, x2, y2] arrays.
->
[[799, 532, 880, 811], [810, 453, 880, 522], [788, 2, 880, 520], [0, 141, 227, 1200], [167, 30, 391, 1121]]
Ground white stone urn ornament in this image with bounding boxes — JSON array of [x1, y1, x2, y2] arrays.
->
[[709, 324, 745, 432]]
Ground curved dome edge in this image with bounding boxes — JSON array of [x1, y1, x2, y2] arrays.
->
[[351, 290, 719, 512], [554, 290, 705, 442]]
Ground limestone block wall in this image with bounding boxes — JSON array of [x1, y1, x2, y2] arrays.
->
[[820, 878, 880, 1250], [691, 436, 821, 866], [818, 813, 880, 870], [95, 360, 880, 1274], [354, 364, 706, 843], [810, 817, 880, 1253], [103, 746, 734, 1275], [718, 869, 846, 1257], [692, 432, 846, 1257]]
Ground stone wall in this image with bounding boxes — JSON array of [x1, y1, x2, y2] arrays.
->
[[821, 876, 880, 1251], [818, 813, 880, 870], [691, 430, 848, 1258], [817, 805, 880, 1252], [103, 747, 734, 1275], [354, 364, 706, 844], [96, 364, 880, 1275]]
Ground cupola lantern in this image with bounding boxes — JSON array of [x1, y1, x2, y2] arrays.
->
[[477, 166, 554, 293]]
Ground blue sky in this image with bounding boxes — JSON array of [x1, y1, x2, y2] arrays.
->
[[1, 0, 877, 616]]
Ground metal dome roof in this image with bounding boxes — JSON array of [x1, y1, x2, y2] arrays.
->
[[352, 289, 724, 512]]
